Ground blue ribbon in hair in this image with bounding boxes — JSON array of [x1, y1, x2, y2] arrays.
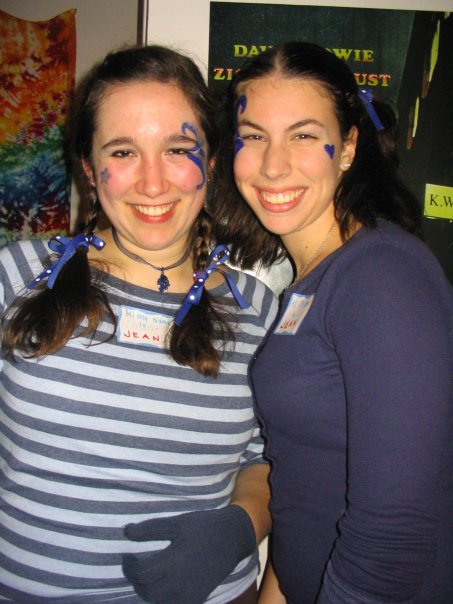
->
[[174, 244, 249, 326], [28, 233, 106, 290], [358, 88, 384, 132]]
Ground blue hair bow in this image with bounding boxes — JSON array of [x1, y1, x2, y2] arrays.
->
[[28, 233, 106, 290], [358, 88, 384, 132], [174, 244, 249, 326]]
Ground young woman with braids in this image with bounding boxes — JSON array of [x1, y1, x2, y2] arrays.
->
[[212, 42, 453, 603], [0, 45, 277, 603]]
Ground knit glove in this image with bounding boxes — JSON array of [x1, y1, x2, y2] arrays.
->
[[122, 505, 256, 604]]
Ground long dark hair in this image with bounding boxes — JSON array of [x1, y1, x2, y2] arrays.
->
[[211, 41, 422, 270], [2, 45, 231, 377]]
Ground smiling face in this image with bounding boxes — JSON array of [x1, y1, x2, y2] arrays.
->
[[84, 81, 208, 258], [233, 76, 356, 249]]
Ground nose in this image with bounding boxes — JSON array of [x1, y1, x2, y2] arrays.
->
[[260, 141, 291, 181], [135, 156, 170, 198]]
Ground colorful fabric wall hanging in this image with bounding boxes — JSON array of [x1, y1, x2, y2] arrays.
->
[[0, 9, 76, 247]]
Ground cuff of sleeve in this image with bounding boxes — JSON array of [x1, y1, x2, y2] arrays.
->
[[227, 504, 257, 560]]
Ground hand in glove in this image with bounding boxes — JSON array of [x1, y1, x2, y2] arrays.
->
[[122, 504, 256, 604]]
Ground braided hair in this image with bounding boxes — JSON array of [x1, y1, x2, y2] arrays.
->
[[2, 45, 231, 376]]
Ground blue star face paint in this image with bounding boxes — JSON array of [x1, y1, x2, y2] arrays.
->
[[100, 167, 111, 183], [234, 95, 247, 156], [324, 144, 335, 159], [181, 122, 206, 190]]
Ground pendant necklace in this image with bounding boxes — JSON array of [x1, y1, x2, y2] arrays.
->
[[111, 227, 191, 293], [287, 221, 337, 289]]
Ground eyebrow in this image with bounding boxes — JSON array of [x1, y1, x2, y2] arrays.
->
[[100, 136, 134, 150], [100, 133, 197, 151], [166, 133, 198, 145], [237, 118, 325, 132]]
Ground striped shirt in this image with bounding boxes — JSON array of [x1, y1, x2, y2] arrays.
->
[[0, 239, 278, 603]]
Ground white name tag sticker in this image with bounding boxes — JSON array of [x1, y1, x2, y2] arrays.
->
[[274, 293, 314, 335], [117, 305, 172, 349]]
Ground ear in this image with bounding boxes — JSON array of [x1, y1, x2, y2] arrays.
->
[[340, 126, 358, 172], [206, 156, 216, 184], [82, 159, 95, 186]]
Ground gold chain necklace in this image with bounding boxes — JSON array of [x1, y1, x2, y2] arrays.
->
[[287, 221, 337, 289]]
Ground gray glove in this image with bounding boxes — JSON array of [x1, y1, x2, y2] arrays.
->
[[122, 504, 256, 604]]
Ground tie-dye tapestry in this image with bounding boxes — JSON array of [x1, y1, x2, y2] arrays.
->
[[0, 9, 76, 247]]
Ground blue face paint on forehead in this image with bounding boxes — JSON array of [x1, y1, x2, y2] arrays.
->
[[234, 95, 247, 157], [181, 122, 206, 190], [324, 144, 335, 159]]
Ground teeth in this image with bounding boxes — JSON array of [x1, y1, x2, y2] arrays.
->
[[261, 189, 303, 204], [135, 203, 174, 216]]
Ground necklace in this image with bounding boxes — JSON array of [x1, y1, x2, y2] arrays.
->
[[111, 227, 191, 293], [288, 221, 337, 289]]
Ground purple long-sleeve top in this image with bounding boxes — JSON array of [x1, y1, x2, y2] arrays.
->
[[252, 220, 453, 603]]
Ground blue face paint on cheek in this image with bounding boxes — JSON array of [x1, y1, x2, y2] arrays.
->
[[100, 167, 111, 183], [181, 122, 206, 190], [234, 95, 247, 157], [324, 144, 335, 159]]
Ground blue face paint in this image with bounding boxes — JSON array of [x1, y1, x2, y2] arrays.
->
[[324, 144, 335, 159], [100, 167, 111, 183], [234, 95, 247, 156], [181, 122, 206, 190]]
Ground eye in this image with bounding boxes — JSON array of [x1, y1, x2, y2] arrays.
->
[[166, 147, 192, 156], [293, 133, 316, 141], [241, 133, 265, 142], [111, 149, 135, 158]]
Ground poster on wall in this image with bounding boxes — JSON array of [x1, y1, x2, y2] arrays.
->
[[0, 9, 76, 248], [208, 3, 453, 281], [209, 4, 414, 102]]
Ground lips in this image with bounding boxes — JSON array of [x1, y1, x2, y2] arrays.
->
[[256, 187, 305, 212], [134, 203, 174, 216], [131, 202, 177, 223]]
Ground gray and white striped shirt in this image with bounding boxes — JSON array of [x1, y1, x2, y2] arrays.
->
[[0, 239, 278, 603]]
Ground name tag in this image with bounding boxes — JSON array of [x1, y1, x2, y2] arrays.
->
[[117, 305, 172, 349], [274, 293, 314, 335]]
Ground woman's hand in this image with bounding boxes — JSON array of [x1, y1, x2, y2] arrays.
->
[[122, 505, 256, 604]]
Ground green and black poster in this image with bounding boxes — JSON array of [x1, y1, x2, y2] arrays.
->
[[208, 4, 453, 281]]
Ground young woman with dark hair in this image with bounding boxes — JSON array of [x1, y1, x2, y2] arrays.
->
[[0, 45, 277, 603], [213, 41, 453, 603]]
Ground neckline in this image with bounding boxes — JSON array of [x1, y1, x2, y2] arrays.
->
[[110, 227, 192, 294], [284, 225, 367, 293], [92, 263, 234, 299]]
